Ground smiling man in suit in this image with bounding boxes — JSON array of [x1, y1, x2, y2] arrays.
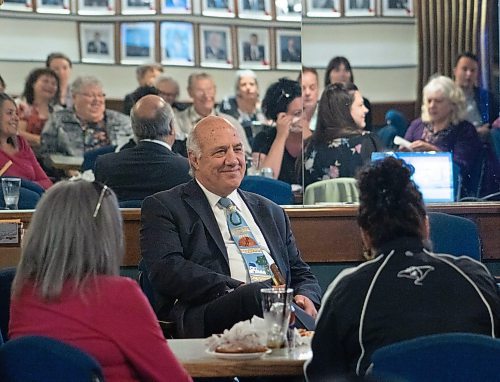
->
[[140, 115, 321, 338], [94, 95, 191, 202]]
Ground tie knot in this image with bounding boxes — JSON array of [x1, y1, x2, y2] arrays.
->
[[218, 197, 233, 209]]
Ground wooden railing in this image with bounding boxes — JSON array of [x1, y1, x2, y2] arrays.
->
[[1, 203, 500, 269]]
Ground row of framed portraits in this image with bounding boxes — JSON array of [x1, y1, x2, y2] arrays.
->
[[80, 22, 301, 70], [1, 0, 413, 18]]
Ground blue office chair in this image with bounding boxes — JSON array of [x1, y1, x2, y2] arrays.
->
[[82, 145, 116, 172], [370, 333, 500, 382], [0, 336, 104, 382], [240, 176, 294, 205], [428, 212, 481, 261], [137, 259, 176, 338], [119, 199, 143, 208], [0, 267, 15, 342]]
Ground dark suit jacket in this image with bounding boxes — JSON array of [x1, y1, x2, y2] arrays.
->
[[94, 141, 191, 202], [140, 179, 322, 324], [87, 40, 108, 54], [243, 43, 265, 61]]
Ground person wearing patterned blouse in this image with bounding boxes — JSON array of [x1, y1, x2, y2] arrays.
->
[[303, 82, 383, 188]]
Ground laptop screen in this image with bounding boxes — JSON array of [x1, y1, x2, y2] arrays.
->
[[371, 152, 455, 203]]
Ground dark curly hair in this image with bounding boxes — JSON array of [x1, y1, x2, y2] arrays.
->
[[324, 56, 354, 87], [357, 156, 427, 250], [22, 68, 60, 106], [261, 78, 301, 121]]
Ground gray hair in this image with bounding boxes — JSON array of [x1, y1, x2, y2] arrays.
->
[[12, 180, 124, 301], [131, 99, 174, 140], [421, 75, 466, 125], [155, 76, 180, 94], [187, 72, 213, 91], [71, 75, 103, 95], [234, 69, 258, 94], [136, 63, 163, 82]]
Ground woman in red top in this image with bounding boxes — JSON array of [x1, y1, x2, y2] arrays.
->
[[17, 68, 61, 149], [9, 180, 192, 382], [0, 93, 52, 189]]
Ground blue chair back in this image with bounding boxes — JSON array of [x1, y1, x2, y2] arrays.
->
[[119, 199, 143, 208], [239, 176, 294, 205], [0, 267, 15, 342], [428, 212, 481, 260], [370, 333, 500, 382], [82, 145, 116, 172], [0, 335, 104, 382]]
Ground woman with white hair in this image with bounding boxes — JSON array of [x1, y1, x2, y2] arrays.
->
[[9, 180, 192, 382], [403, 75, 484, 195], [218, 69, 267, 144]]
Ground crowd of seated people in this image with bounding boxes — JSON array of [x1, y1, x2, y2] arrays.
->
[[0, 48, 500, 382]]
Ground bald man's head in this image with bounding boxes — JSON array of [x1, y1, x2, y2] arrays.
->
[[131, 94, 175, 141]]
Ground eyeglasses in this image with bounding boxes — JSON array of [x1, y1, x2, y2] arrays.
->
[[92, 182, 110, 218], [78, 92, 106, 99]]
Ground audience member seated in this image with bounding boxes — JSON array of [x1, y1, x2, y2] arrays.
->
[[9, 180, 192, 382], [252, 78, 308, 184], [123, 63, 163, 116], [403, 75, 499, 197], [303, 83, 383, 188], [95, 95, 191, 202], [0, 94, 52, 189], [17, 68, 62, 150], [453, 52, 499, 137], [46, 52, 73, 109], [155, 76, 187, 111], [375, 109, 409, 149], [299, 67, 320, 131], [174, 72, 250, 157], [324, 56, 373, 131], [141, 115, 321, 338], [304, 157, 500, 381], [218, 69, 267, 145], [40, 76, 132, 162]]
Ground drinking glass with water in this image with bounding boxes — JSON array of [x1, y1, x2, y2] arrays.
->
[[1, 178, 21, 210]]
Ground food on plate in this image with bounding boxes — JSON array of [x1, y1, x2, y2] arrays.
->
[[297, 329, 314, 337], [215, 343, 268, 354]]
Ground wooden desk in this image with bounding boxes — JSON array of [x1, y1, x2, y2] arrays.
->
[[1, 203, 500, 268], [168, 338, 311, 377]]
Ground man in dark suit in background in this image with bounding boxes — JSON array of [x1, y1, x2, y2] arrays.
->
[[94, 95, 191, 202], [141, 116, 321, 338], [243, 33, 265, 61], [281, 36, 301, 62], [242, 0, 264, 11], [87, 32, 109, 55]]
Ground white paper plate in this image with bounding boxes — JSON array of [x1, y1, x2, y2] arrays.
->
[[206, 348, 271, 360]]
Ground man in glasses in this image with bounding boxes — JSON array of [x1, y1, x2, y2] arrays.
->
[[94, 95, 191, 203], [141, 115, 321, 338], [174, 72, 250, 157]]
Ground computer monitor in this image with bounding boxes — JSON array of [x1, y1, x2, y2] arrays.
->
[[371, 152, 455, 203]]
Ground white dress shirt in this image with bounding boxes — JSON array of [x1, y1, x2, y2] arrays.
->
[[197, 179, 275, 283]]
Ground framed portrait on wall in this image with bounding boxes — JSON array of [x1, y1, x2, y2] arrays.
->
[[276, 29, 301, 70], [275, 0, 301, 21], [0, 0, 33, 12], [160, 22, 195, 66], [161, 0, 191, 13], [382, 0, 413, 16], [237, 27, 270, 70], [305, 0, 340, 17], [343, 0, 375, 16], [201, 0, 235, 17], [199, 25, 233, 68], [120, 22, 156, 64], [237, 0, 271, 20], [121, 0, 155, 14], [36, 0, 70, 14], [77, 0, 115, 15], [79, 23, 115, 64]]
